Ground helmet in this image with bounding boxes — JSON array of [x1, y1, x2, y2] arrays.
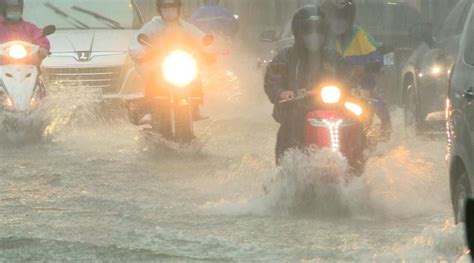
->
[[156, 0, 182, 9], [0, 0, 24, 21], [156, 0, 182, 22], [292, 5, 327, 52], [292, 5, 325, 41], [320, 0, 355, 35]]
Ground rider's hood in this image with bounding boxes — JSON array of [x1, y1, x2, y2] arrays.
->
[[48, 30, 136, 53]]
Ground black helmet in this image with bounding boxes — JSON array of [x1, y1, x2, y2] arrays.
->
[[320, 0, 356, 34], [292, 5, 326, 42]]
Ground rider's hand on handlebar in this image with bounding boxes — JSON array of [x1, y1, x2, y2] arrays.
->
[[38, 48, 49, 59], [280, 91, 295, 100]]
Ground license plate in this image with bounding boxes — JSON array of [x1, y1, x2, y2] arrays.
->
[[384, 52, 395, 66]]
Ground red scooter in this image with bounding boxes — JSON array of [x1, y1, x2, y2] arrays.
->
[[280, 83, 374, 173]]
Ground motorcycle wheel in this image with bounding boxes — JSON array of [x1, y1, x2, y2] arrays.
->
[[174, 104, 195, 144]]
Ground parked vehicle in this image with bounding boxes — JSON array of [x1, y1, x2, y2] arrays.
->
[[402, 0, 473, 133], [447, 2, 474, 223], [23, 0, 146, 101]]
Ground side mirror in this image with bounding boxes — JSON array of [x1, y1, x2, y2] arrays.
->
[[410, 23, 435, 47], [202, 34, 214, 47], [42, 25, 56, 37], [259, 30, 277, 43], [137, 33, 152, 48]]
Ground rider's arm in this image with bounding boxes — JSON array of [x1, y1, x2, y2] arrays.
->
[[264, 49, 289, 104], [26, 22, 51, 59], [129, 17, 164, 63]]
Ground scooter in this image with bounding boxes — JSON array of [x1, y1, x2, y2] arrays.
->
[[127, 33, 214, 144], [280, 82, 375, 174], [0, 25, 56, 133]]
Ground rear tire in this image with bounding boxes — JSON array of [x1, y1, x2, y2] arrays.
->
[[454, 171, 471, 224]]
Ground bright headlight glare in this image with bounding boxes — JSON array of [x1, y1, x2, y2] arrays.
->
[[8, 44, 28, 59], [345, 102, 363, 116], [431, 65, 442, 76], [3, 96, 13, 108], [162, 50, 198, 87], [321, 86, 341, 104]]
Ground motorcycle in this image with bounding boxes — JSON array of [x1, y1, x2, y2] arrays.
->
[[127, 33, 214, 144], [0, 25, 56, 135], [280, 82, 376, 174]]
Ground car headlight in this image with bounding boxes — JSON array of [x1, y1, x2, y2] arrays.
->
[[162, 50, 198, 88], [345, 102, 363, 116], [431, 65, 442, 76], [321, 85, 341, 104], [8, 44, 28, 59]]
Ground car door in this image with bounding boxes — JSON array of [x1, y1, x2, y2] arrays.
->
[[450, 4, 474, 178]]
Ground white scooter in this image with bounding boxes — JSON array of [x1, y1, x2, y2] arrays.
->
[[0, 25, 56, 139]]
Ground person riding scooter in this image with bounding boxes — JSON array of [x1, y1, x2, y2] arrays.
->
[[264, 5, 350, 165], [320, 0, 392, 136], [0, 0, 50, 65], [128, 0, 212, 126]]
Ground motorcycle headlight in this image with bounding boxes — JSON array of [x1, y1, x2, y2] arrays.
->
[[321, 85, 341, 104], [8, 44, 28, 59], [162, 50, 198, 88], [345, 102, 363, 116]]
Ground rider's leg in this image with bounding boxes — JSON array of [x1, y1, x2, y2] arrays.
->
[[372, 94, 392, 133]]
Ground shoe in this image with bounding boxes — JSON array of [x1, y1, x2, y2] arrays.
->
[[138, 114, 152, 125]]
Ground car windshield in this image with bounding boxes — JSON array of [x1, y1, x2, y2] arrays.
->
[[356, 3, 422, 34], [24, 0, 139, 30]]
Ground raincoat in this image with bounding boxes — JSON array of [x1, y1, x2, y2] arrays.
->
[[0, 18, 51, 64]]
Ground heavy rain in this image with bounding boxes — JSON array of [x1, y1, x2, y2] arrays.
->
[[0, 0, 472, 261]]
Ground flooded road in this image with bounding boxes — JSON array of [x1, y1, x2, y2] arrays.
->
[[0, 56, 469, 262]]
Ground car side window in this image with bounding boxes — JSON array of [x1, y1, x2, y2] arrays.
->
[[463, 9, 474, 65], [439, 0, 468, 40]]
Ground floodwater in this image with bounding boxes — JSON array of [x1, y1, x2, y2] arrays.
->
[[0, 53, 469, 262]]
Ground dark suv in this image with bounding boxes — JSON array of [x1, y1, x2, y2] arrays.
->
[[447, 2, 474, 224], [401, 0, 473, 133]]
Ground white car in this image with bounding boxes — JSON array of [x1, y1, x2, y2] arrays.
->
[[24, 0, 147, 101]]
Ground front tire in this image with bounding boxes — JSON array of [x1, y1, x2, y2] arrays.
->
[[174, 104, 195, 144], [454, 171, 471, 224], [404, 83, 423, 135]]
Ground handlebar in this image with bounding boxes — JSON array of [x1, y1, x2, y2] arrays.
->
[[279, 90, 316, 104]]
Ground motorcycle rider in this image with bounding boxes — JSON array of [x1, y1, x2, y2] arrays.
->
[[0, 0, 50, 65], [129, 0, 211, 125], [320, 0, 392, 135], [264, 5, 350, 165]]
